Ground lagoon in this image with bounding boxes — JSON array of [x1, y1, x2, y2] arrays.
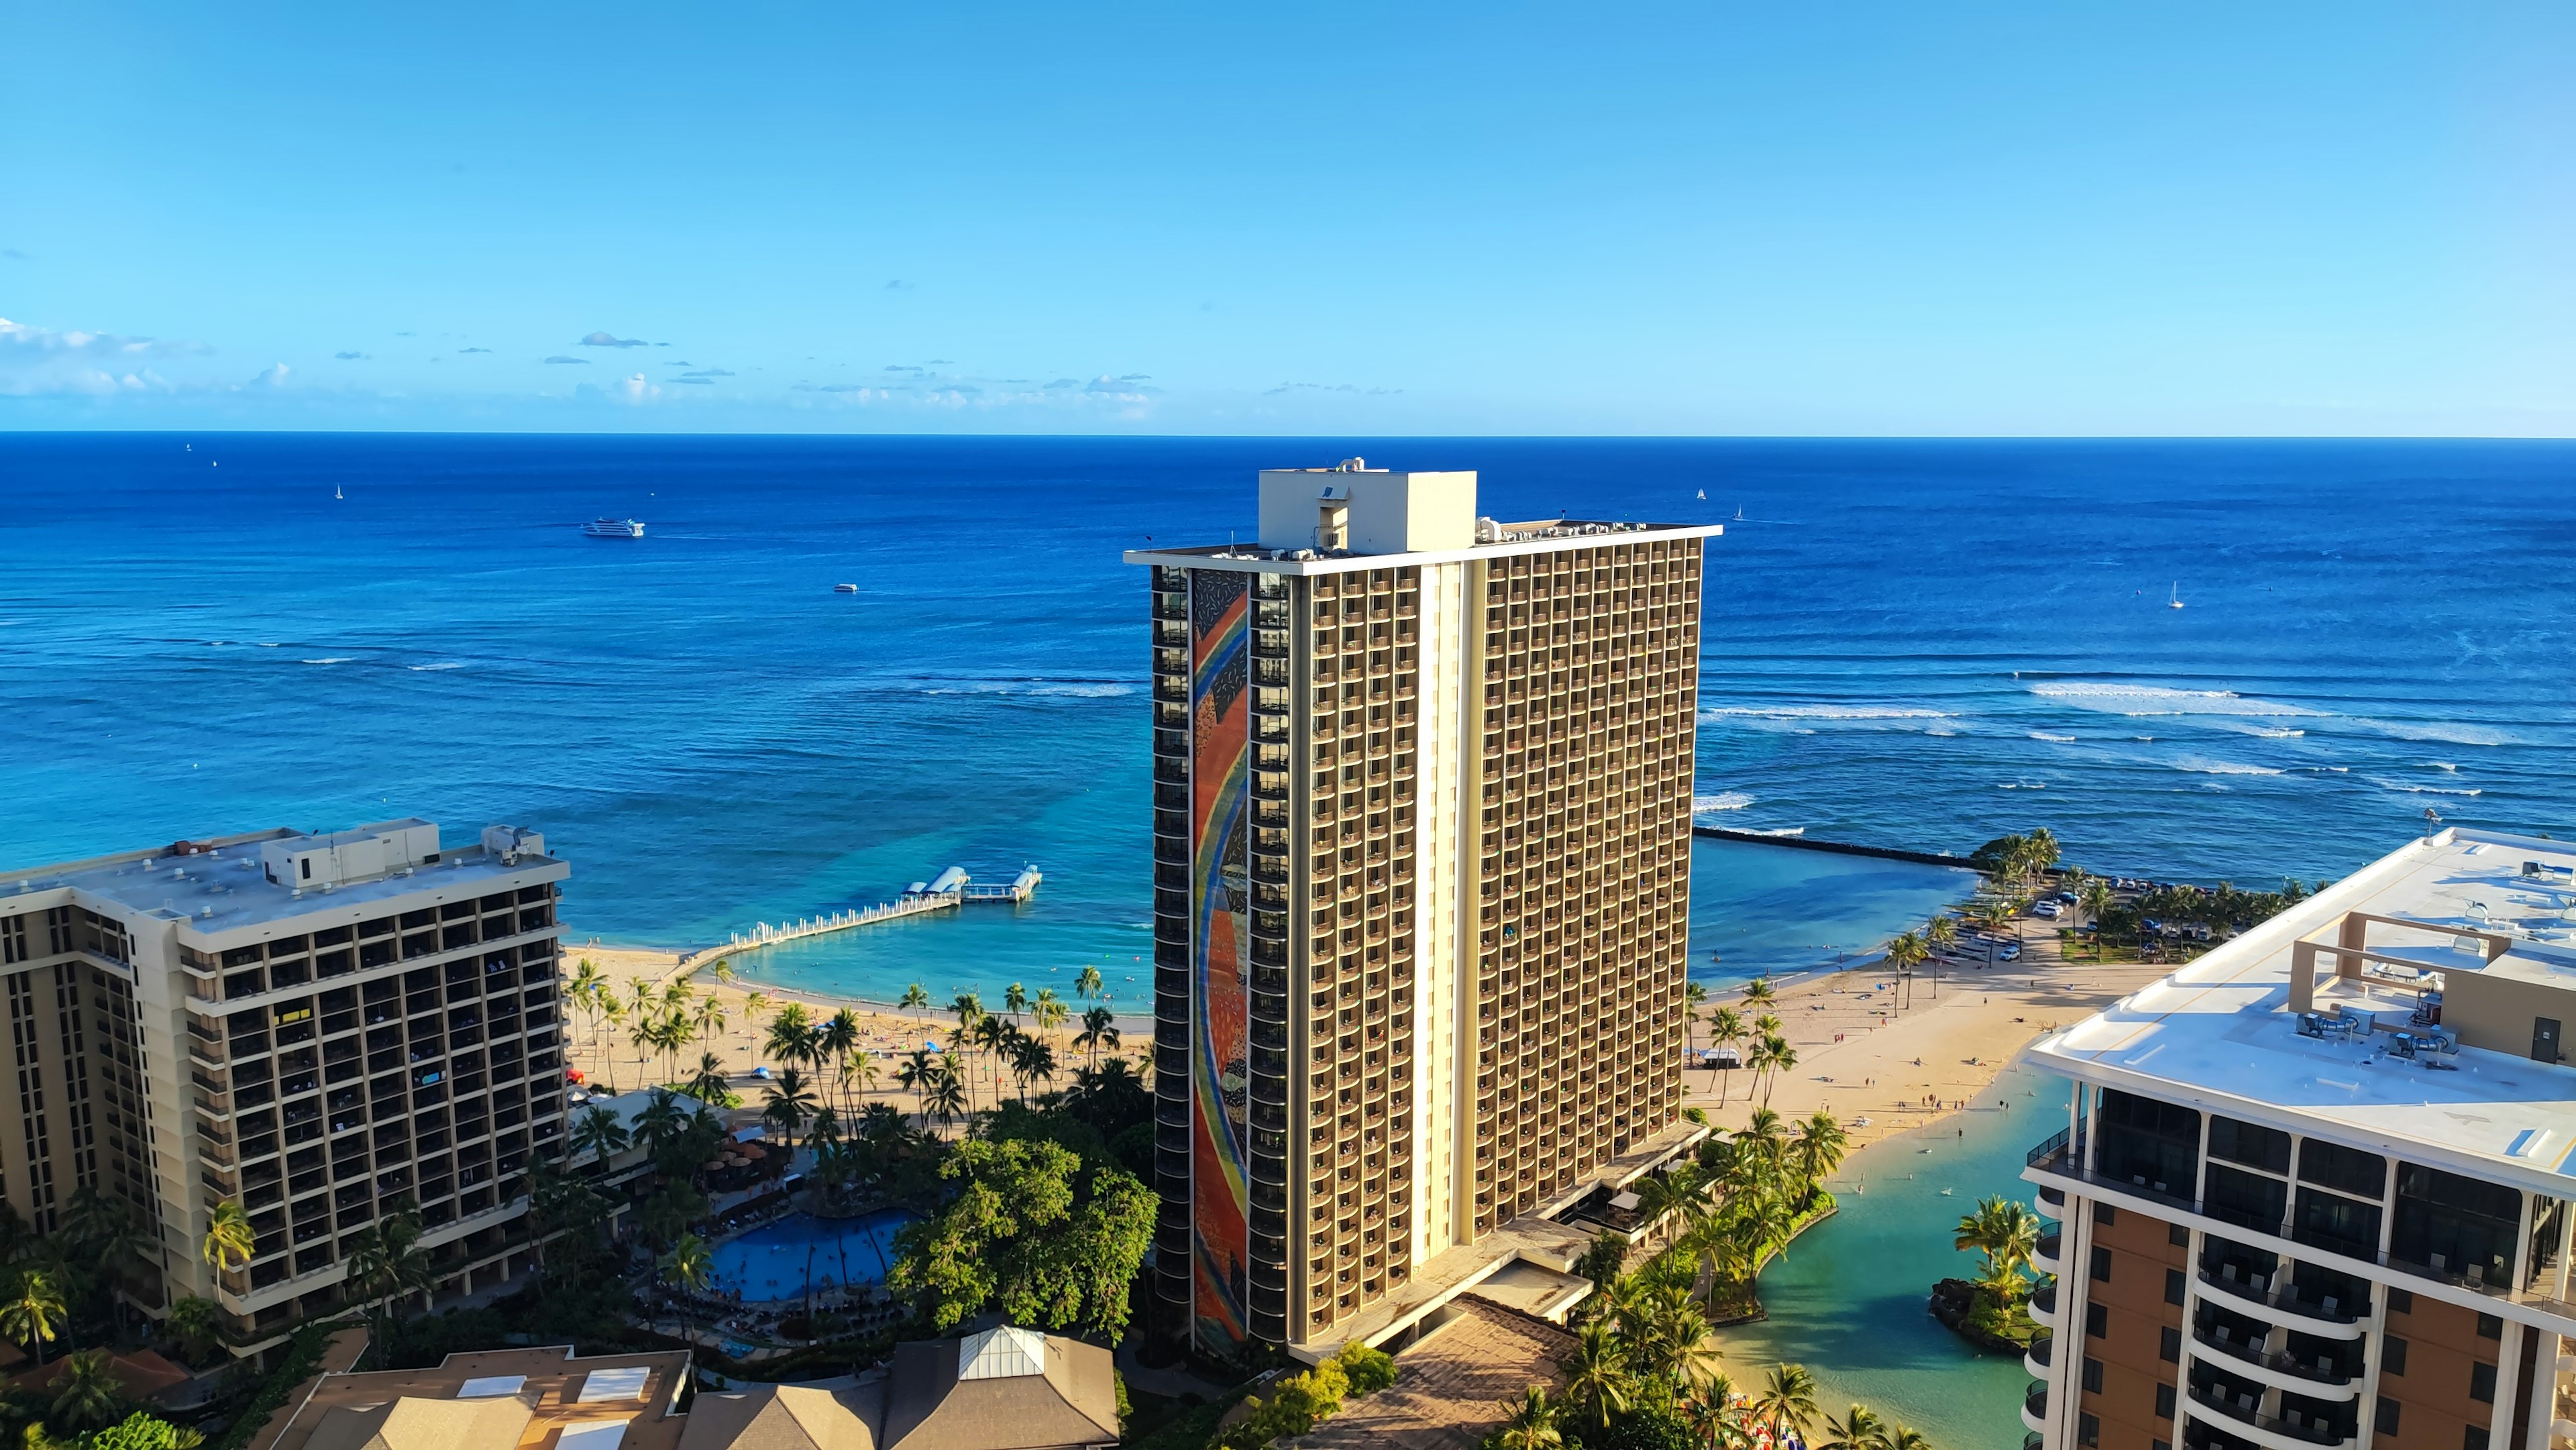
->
[[1715, 1063, 2067, 1449]]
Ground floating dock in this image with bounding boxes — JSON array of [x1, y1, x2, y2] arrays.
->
[[690, 865, 1042, 964]]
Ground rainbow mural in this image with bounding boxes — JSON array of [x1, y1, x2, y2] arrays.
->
[[1187, 568, 1253, 1350]]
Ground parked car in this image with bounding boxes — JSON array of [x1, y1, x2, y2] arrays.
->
[[2033, 900, 2063, 919], [1998, 942, 2023, 961], [2056, 889, 2080, 904]]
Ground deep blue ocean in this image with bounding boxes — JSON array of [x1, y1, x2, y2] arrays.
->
[[5, 435, 2571, 1009]]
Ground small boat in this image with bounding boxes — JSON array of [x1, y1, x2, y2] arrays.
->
[[833, 583, 859, 594], [2168, 581, 2185, 609], [583, 518, 647, 539], [335, 484, 344, 500]]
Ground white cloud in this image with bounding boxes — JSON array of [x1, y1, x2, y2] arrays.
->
[[0, 317, 215, 396], [581, 331, 649, 348], [251, 363, 290, 388], [614, 373, 659, 404]]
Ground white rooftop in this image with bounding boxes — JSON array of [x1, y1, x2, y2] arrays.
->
[[1, 820, 564, 942], [577, 1367, 651, 1402], [2025, 827, 2576, 1196], [456, 1376, 527, 1398], [955, 1325, 1046, 1380]]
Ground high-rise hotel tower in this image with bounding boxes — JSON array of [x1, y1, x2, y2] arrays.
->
[[1126, 463, 1718, 1357], [2022, 828, 2576, 1450]]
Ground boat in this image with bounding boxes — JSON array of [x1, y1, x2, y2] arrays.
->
[[334, 484, 343, 500], [2168, 581, 2185, 609], [582, 518, 646, 539], [833, 583, 859, 594]]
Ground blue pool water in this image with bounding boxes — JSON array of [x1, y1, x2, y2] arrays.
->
[[4, 435, 2573, 1011], [709, 1209, 914, 1302]]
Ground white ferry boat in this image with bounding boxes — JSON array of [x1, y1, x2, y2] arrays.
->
[[582, 518, 646, 539]]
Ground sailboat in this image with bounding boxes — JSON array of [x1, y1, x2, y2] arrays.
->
[[335, 484, 344, 500], [2168, 582, 2185, 610], [1733, 507, 1746, 522], [1696, 488, 1706, 500]]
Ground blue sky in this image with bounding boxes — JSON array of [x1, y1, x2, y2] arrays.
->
[[5, 4, 2570, 435]]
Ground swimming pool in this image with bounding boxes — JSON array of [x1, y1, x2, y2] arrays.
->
[[707, 1209, 915, 1302]]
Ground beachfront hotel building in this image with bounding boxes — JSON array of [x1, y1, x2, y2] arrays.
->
[[1125, 463, 1719, 1357], [2021, 827, 2576, 1450], [0, 819, 570, 1352]]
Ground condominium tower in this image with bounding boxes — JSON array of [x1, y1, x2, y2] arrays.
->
[[0, 819, 569, 1352], [2022, 827, 2576, 1450], [1126, 463, 1717, 1356]]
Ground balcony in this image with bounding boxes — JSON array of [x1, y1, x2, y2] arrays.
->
[[2027, 1281, 2057, 1329], [2023, 1331, 2052, 1380], [2020, 1386, 2047, 1437], [2184, 1392, 2353, 1450], [2194, 1270, 2364, 1339], [2190, 1325, 2358, 1395], [2033, 1230, 2061, 1272]]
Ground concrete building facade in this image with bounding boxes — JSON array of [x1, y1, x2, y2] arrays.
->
[[0, 819, 570, 1351], [1128, 463, 1717, 1357], [2021, 828, 2576, 1450]]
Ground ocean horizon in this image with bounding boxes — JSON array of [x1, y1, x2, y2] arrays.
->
[[5, 432, 2571, 1005]]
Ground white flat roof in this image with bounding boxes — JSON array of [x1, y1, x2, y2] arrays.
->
[[2023, 827, 2576, 1196], [0, 826, 564, 944], [1126, 518, 1721, 575], [576, 1367, 651, 1402], [457, 1376, 527, 1398]]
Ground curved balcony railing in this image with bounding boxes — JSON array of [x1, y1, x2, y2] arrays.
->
[[2195, 1270, 2365, 1335], [2191, 1325, 2357, 1388], [2186, 1388, 2352, 1447]]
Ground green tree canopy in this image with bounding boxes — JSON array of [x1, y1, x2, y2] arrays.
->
[[888, 1137, 1156, 1340]]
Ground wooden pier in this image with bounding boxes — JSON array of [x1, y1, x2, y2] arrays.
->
[[689, 864, 1043, 964]]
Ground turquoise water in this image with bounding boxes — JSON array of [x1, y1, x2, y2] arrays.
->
[[7, 436, 2574, 1012], [1715, 1064, 2068, 1450], [708, 1208, 914, 1300]]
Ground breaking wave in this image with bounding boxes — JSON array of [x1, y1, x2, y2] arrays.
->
[[1693, 792, 1756, 814], [2030, 682, 2319, 718]]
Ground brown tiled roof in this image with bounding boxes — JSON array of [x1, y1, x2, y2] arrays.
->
[[305, 1396, 535, 1450], [877, 1337, 1119, 1450], [1290, 1298, 1575, 1450], [678, 1387, 881, 1450], [256, 1344, 695, 1450]]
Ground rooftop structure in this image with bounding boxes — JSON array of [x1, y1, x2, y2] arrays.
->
[[1289, 1295, 1576, 1450], [2016, 827, 2576, 1450], [1128, 464, 1711, 1360], [0, 818, 570, 1353], [256, 1345, 690, 1450]]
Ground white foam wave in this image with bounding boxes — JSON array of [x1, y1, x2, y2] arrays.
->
[[1701, 705, 1953, 722], [2347, 718, 2513, 747], [2030, 732, 2078, 743], [1692, 792, 1756, 814], [2031, 682, 2318, 718], [1737, 826, 1806, 837], [301, 657, 355, 665], [411, 662, 464, 672], [2432, 761, 2459, 771], [2367, 777, 2483, 797], [1997, 781, 2047, 790], [924, 680, 1134, 698], [2171, 757, 2284, 777], [256, 642, 282, 648]]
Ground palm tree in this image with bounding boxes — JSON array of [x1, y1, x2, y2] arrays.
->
[[691, 993, 729, 1052], [1707, 1006, 1744, 1104], [48, 1347, 123, 1431], [971, 1014, 1014, 1107], [2080, 878, 2117, 957], [1032, 987, 1069, 1043], [1882, 1425, 1931, 1450], [1557, 1319, 1633, 1431], [900, 983, 930, 1021], [684, 1052, 733, 1107], [659, 1232, 712, 1341], [741, 989, 771, 1031], [818, 1007, 861, 1111], [1741, 977, 1774, 1010], [573, 1103, 632, 1164], [0, 1270, 66, 1365], [1885, 930, 1929, 1010], [1075, 1006, 1119, 1070], [596, 997, 628, 1091], [1955, 1195, 2041, 1282], [924, 1056, 968, 1133], [1753, 1363, 1819, 1445], [1493, 1386, 1564, 1450], [1009, 1034, 1058, 1102], [1631, 1168, 1703, 1249], [202, 1200, 256, 1280], [1925, 913, 1958, 957], [765, 1003, 815, 1072], [1789, 1110, 1847, 1208], [1074, 964, 1104, 1003], [847, 1047, 880, 1105], [167, 1294, 221, 1364], [1817, 1403, 1886, 1450], [761, 1068, 820, 1152], [343, 1209, 429, 1361], [1004, 982, 1030, 1029], [1760, 1036, 1796, 1109]]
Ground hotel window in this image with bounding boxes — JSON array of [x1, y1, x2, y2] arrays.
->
[[2086, 1302, 2107, 1338], [2376, 1398, 2400, 1435], [2076, 1413, 2098, 1447], [2082, 1357, 2103, 1393], [2159, 1326, 2180, 1361], [2383, 1336, 2408, 1374], [2154, 1384, 2174, 1419], [2164, 1268, 2185, 1304], [2471, 1361, 2496, 1402], [2090, 1245, 2111, 1281], [2466, 1429, 2489, 1450]]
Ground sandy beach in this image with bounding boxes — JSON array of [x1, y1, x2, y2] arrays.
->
[[551, 939, 1150, 1115], [1685, 928, 2163, 1153]]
